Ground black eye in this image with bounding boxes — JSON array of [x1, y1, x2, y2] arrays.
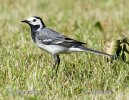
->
[[33, 19, 36, 22]]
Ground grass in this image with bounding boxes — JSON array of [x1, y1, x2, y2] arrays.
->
[[0, 0, 129, 99]]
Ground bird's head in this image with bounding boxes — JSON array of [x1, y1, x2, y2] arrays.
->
[[21, 16, 46, 31]]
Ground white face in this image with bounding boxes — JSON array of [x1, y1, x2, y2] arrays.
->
[[26, 17, 42, 26]]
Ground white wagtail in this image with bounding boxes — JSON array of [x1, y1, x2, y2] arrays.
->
[[21, 16, 113, 72]]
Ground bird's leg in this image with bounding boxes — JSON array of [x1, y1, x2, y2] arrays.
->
[[52, 54, 60, 73], [55, 55, 60, 73]]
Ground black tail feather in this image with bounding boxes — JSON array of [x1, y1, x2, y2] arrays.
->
[[80, 46, 113, 58]]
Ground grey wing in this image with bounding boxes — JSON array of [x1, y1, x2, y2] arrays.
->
[[37, 28, 86, 48]]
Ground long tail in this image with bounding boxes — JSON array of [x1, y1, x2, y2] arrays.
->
[[80, 46, 113, 58], [70, 46, 113, 58], [82, 47, 113, 58]]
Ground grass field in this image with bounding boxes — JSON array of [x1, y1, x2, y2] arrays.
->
[[0, 0, 129, 99]]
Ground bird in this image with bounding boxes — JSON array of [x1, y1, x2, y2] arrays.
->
[[21, 16, 113, 72]]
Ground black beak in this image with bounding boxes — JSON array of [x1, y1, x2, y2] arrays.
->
[[21, 20, 28, 23]]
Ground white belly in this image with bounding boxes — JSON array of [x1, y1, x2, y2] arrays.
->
[[36, 42, 68, 54]]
